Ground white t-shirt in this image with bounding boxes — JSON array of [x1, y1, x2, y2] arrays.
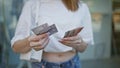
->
[[11, 0, 94, 61]]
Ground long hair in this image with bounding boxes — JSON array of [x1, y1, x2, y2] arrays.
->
[[62, 0, 80, 12]]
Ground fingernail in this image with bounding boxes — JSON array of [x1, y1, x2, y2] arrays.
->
[[46, 32, 50, 36], [62, 38, 68, 40], [59, 40, 62, 42]]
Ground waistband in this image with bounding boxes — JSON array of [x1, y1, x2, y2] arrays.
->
[[41, 54, 79, 67]]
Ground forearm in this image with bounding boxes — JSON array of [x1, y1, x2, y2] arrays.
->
[[12, 37, 31, 53]]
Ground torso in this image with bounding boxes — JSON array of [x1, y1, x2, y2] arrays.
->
[[36, 0, 83, 62], [42, 50, 76, 62], [35, 0, 84, 52]]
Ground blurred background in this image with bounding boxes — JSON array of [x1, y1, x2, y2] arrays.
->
[[0, 0, 120, 68]]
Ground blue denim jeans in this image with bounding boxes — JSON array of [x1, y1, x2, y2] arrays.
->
[[31, 54, 81, 68]]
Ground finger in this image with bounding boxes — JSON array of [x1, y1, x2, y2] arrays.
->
[[61, 39, 82, 44], [59, 39, 82, 46], [33, 45, 44, 51], [30, 37, 48, 47], [29, 33, 49, 42], [28, 35, 37, 42], [60, 40, 74, 44], [60, 41, 74, 47], [30, 41, 41, 47], [33, 38, 50, 51], [37, 33, 49, 40], [31, 37, 49, 47], [39, 37, 49, 47], [61, 36, 80, 41], [73, 40, 82, 44], [42, 38, 50, 47], [60, 41, 81, 47]]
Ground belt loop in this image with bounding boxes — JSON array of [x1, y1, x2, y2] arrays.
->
[[60, 63, 63, 68], [42, 65, 45, 68], [42, 60, 47, 66], [70, 55, 76, 67]]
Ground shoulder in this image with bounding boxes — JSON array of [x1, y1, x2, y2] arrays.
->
[[24, 0, 39, 7], [23, 0, 40, 12], [78, 1, 90, 14], [79, 1, 89, 10], [25, 0, 39, 4]]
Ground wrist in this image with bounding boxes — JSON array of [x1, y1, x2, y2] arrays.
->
[[73, 39, 87, 52]]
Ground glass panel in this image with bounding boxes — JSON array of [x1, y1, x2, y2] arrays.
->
[[112, 0, 120, 56], [0, 0, 25, 67], [80, 0, 112, 59], [113, 12, 120, 31]]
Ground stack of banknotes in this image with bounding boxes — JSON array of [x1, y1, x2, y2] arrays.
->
[[32, 23, 58, 36]]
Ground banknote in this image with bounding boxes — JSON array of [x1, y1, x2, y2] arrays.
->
[[47, 24, 58, 36], [32, 23, 49, 35], [64, 27, 83, 38], [32, 23, 58, 36]]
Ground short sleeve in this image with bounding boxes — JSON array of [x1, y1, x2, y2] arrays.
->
[[11, 0, 35, 47], [79, 4, 94, 45]]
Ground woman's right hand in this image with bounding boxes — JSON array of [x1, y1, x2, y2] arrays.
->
[[28, 33, 50, 51]]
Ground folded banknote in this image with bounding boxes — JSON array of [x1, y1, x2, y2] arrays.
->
[[64, 27, 83, 38]]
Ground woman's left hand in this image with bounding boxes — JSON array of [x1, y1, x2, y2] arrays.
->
[[59, 35, 87, 52], [59, 35, 82, 47]]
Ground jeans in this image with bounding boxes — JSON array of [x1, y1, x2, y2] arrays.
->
[[31, 54, 81, 68]]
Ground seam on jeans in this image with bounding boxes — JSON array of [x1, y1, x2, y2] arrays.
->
[[42, 60, 47, 66], [71, 59, 75, 68]]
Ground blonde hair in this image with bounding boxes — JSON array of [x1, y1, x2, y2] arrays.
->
[[62, 0, 80, 12]]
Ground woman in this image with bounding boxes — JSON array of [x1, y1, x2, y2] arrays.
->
[[11, 0, 94, 68]]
